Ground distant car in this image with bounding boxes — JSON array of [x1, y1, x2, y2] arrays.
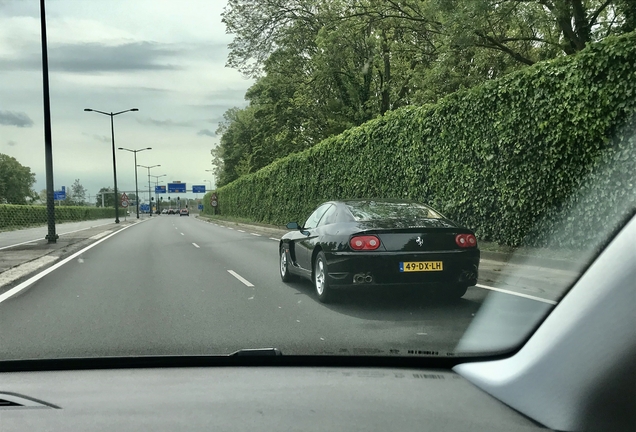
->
[[279, 200, 479, 303], [161, 209, 168, 214], [167, 209, 175, 215], [180, 209, 189, 217]]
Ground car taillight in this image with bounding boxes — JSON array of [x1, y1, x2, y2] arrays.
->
[[350, 235, 381, 251], [455, 234, 477, 248]]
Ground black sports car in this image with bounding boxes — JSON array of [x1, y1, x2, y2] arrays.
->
[[279, 200, 479, 303]]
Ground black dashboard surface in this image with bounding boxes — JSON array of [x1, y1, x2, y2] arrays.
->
[[0, 366, 548, 431]]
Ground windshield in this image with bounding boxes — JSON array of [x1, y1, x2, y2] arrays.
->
[[0, 0, 634, 362], [346, 201, 443, 222]]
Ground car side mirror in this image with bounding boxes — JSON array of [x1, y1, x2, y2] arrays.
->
[[286, 222, 300, 230]]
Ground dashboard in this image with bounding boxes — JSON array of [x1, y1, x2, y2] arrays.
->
[[1, 366, 544, 432]]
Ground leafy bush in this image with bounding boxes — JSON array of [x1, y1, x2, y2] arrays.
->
[[0, 205, 122, 231], [209, 32, 636, 248]]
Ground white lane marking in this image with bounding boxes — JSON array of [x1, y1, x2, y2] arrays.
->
[[175, 227, 178, 229], [269, 237, 280, 241], [0, 256, 58, 288], [238, 230, 245, 233], [0, 224, 137, 304], [180, 233, 184, 236], [228, 227, 234, 230], [192, 243, 200, 248], [475, 283, 557, 305], [250, 233, 261, 236], [227, 270, 254, 287], [89, 230, 112, 240]]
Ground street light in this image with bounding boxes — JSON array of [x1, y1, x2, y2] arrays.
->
[[203, 179, 212, 190], [150, 174, 167, 213], [118, 147, 151, 219], [205, 169, 215, 189], [40, 0, 57, 243], [84, 107, 139, 223], [138, 164, 160, 217]]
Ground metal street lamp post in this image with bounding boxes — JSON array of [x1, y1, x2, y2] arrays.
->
[[84, 107, 139, 223], [150, 174, 166, 213], [39, 0, 58, 243], [205, 169, 215, 190], [138, 164, 160, 217], [118, 147, 151, 218]]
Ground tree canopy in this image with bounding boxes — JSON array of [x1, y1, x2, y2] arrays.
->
[[213, 0, 632, 186], [0, 153, 37, 204]]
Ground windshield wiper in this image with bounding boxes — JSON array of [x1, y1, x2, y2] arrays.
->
[[229, 348, 283, 357]]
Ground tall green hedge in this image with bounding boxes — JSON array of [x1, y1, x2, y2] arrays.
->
[[0, 205, 122, 231], [210, 32, 636, 248]]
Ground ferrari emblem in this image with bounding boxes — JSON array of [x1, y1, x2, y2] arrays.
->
[[416, 236, 424, 247]]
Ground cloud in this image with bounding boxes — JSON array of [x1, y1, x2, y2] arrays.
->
[[7, 140, 17, 146], [197, 129, 216, 137], [136, 117, 194, 127], [82, 132, 110, 143], [0, 41, 181, 73], [0, 110, 34, 127]]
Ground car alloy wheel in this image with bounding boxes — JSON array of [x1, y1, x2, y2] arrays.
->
[[280, 247, 294, 282], [314, 251, 332, 303]]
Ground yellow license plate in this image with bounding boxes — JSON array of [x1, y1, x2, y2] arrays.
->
[[400, 261, 443, 272]]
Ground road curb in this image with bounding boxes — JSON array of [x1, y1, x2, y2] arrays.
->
[[196, 215, 288, 237], [480, 250, 580, 271]]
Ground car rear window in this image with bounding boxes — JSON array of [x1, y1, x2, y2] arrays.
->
[[345, 201, 443, 221]]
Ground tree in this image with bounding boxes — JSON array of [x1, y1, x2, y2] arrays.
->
[[216, 0, 634, 185], [69, 179, 87, 206], [36, 189, 47, 204], [0, 153, 37, 204], [95, 187, 121, 208]]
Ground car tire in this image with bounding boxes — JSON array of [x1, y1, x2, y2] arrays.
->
[[279, 246, 297, 282], [313, 251, 333, 303], [446, 284, 468, 300]]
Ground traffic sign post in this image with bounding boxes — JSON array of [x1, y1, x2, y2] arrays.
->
[[168, 183, 186, 193], [210, 193, 218, 215], [192, 185, 206, 194], [120, 192, 130, 220]]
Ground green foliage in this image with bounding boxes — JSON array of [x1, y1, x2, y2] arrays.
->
[[216, 0, 633, 185], [0, 154, 37, 205], [212, 32, 636, 248], [95, 187, 121, 208], [0, 205, 121, 231]]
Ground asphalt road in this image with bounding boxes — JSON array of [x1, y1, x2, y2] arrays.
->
[[0, 215, 554, 360]]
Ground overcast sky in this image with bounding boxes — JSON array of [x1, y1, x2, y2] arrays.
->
[[0, 0, 252, 201]]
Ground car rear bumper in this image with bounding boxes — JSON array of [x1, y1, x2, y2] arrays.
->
[[324, 250, 479, 288]]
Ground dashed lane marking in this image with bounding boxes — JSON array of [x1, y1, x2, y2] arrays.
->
[[227, 270, 254, 287]]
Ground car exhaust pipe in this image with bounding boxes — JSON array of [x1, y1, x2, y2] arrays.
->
[[353, 273, 373, 284]]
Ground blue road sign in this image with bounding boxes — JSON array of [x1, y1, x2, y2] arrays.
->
[[140, 204, 150, 212], [155, 185, 166, 194], [192, 185, 206, 193], [54, 190, 66, 200], [168, 183, 186, 193], [198, 204, 204, 210]]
